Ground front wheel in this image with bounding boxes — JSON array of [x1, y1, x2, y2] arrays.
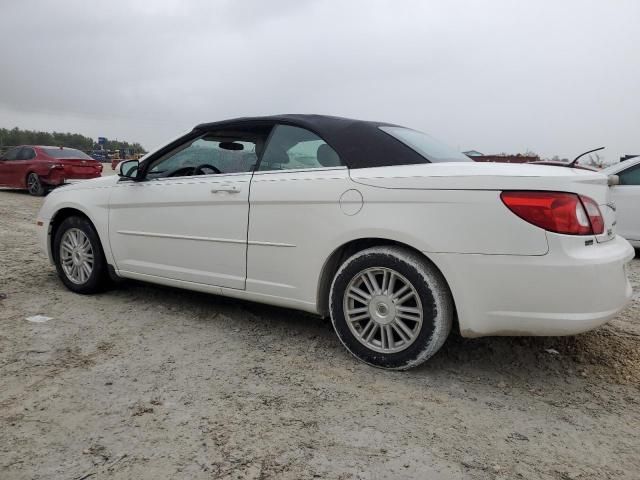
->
[[53, 216, 109, 294], [329, 246, 453, 370], [27, 173, 45, 196]]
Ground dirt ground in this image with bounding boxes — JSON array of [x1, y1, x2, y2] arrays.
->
[[1, 185, 639, 480]]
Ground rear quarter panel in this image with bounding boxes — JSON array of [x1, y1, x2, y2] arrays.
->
[[247, 168, 548, 312], [352, 184, 549, 255]]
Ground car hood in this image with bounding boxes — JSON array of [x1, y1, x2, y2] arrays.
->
[[51, 175, 120, 193]]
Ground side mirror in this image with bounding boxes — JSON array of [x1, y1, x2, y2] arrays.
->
[[117, 159, 139, 179], [607, 174, 620, 187]]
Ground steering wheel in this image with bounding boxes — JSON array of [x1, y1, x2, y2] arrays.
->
[[194, 164, 221, 175]]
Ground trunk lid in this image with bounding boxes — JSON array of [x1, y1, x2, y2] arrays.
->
[[58, 158, 102, 176], [350, 162, 616, 242]]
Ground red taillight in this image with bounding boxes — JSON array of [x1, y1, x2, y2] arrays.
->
[[500, 191, 604, 236], [578, 195, 604, 234]]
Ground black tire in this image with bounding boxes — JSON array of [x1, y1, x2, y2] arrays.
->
[[53, 216, 109, 294], [329, 246, 453, 370], [27, 172, 45, 196]]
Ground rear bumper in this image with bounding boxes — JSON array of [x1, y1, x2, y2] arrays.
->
[[41, 167, 101, 186], [429, 234, 635, 337], [42, 176, 101, 187], [627, 239, 640, 249]]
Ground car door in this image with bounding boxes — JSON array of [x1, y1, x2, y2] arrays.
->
[[0, 147, 22, 187], [108, 126, 270, 289], [247, 124, 352, 304], [611, 162, 640, 242], [15, 147, 36, 187]]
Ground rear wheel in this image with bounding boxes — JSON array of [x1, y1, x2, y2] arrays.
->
[[329, 246, 453, 370], [27, 173, 45, 196], [53, 216, 109, 294]]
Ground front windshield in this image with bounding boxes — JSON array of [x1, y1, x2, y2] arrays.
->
[[146, 134, 260, 179], [380, 126, 471, 163]]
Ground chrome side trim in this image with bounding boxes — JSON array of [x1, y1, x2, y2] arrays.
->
[[248, 240, 296, 248], [117, 230, 245, 244], [117, 230, 296, 247]]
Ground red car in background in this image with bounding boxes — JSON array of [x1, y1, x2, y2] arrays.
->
[[0, 145, 102, 196]]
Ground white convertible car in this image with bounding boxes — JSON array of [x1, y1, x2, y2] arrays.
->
[[36, 115, 634, 369]]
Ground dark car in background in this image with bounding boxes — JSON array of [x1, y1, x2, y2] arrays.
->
[[89, 150, 110, 162], [0, 146, 102, 195]]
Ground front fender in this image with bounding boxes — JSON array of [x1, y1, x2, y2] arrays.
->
[[37, 188, 114, 266]]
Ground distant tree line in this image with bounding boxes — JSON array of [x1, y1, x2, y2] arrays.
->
[[0, 127, 145, 153]]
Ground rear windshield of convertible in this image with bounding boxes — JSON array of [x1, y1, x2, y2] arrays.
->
[[379, 126, 471, 163]]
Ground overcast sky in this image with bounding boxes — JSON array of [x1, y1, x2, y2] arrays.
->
[[0, 0, 638, 161]]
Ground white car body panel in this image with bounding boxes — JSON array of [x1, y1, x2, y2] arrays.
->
[[108, 172, 251, 289], [602, 158, 640, 247], [353, 162, 619, 245], [37, 176, 116, 267], [431, 234, 632, 337], [247, 167, 353, 308], [37, 141, 634, 338]]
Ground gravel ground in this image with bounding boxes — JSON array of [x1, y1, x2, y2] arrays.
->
[[0, 186, 639, 480]]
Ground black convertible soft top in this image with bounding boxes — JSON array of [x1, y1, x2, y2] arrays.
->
[[194, 114, 429, 169]]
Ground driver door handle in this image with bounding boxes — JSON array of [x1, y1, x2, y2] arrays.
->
[[211, 184, 240, 194]]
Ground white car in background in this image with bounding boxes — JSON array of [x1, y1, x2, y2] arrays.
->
[[602, 157, 640, 248], [36, 115, 634, 370]]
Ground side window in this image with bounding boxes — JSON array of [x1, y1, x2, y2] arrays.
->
[[2, 147, 20, 161], [618, 164, 640, 186], [146, 128, 269, 179], [258, 125, 342, 171], [17, 147, 35, 160]]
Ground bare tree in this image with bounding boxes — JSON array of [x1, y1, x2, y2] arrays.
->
[[583, 153, 606, 169]]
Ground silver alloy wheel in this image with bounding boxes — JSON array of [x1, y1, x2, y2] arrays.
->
[[27, 173, 41, 195], [343, 267, 423, 353], [59, 228, 94, 285]]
